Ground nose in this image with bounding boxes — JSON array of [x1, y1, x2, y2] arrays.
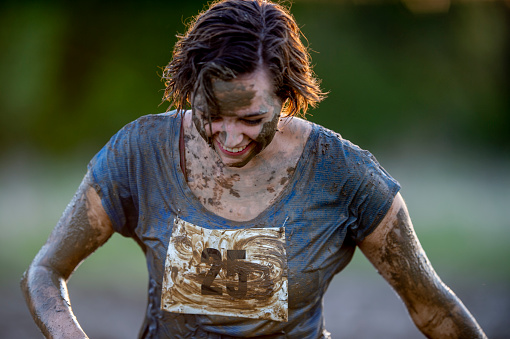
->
[[220, 120, 243, 147]]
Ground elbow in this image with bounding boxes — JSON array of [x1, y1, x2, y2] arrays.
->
[[408, 301, 487, 339], [20, 264, 40, 306], [20, 263, 37, 302], [20, 262, 64, 302], [407, 294, 461, 338], [20, 264, 40, 315], [410, 307, 446, 338]]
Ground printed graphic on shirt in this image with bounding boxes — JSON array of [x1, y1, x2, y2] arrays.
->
[[161, 217, 288, 322]]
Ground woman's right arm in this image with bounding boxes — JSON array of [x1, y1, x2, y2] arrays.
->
[[21, 171, 114, 338]]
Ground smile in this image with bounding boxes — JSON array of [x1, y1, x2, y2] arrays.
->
[[216, 140, 252, 155], [223, 145, 247, 153]]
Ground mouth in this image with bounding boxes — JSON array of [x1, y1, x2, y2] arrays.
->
[[215, 139, 252, 156]]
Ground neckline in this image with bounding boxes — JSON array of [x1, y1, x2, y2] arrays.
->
[[172, 113, 318, 226]]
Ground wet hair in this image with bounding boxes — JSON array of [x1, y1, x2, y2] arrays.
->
[[162, 0, 326, 117]]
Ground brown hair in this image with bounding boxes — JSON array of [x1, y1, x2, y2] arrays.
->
[[162, 0, 326, 117]]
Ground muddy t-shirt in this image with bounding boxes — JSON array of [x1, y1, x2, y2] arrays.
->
[[88, 112, 400, 338]]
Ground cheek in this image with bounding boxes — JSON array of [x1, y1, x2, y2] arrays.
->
[[192, 111, 213, 146], [253, 94, 282, 147], [254, 112, 280, 148]]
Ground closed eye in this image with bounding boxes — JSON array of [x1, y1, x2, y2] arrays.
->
[[242, 119, 263, 126]]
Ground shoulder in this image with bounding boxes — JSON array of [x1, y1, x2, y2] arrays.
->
[[303, 120, 376, 168], [91, 111, 181, 165], [121, 111, 179, 134], [280, 117, 383, 173], [108, 111, 180, 145], [278, 117, 313, 138]]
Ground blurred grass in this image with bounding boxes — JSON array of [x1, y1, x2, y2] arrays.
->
[[0, 1, 508, 156]]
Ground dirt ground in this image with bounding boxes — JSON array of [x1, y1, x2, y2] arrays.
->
[[4, 273, 508, 339]]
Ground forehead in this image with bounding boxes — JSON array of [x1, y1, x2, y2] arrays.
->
[[206, 69, 276, 114], [213, 69, 273, 94]]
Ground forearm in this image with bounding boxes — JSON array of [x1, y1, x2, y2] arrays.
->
[[360, 194, 487, 338], [21, 264, 88, 339], [21, 173, 113, 338], [405, 282, 486, 339]]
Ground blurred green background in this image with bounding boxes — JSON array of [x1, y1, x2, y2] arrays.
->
[[1, 0, 509, 338]]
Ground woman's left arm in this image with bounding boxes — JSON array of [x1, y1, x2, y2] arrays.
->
[[358, 192, 487, 338]]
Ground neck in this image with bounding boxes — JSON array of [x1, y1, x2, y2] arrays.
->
[[182, 111, 311, 221]]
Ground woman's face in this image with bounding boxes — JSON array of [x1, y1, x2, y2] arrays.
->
[[192, 68, 283, 168]]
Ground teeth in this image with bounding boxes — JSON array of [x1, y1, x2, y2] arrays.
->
[[223, 144, 247, 153]]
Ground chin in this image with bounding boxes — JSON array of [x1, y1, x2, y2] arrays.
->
[[226, 162, 247, 168], [219, 155, 252, 168]]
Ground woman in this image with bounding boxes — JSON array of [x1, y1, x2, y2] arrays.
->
[[21, 0, 486, 338]]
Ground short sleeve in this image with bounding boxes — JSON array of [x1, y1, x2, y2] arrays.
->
[[346, 148, 400, 243], [87, 122, 139, 237]]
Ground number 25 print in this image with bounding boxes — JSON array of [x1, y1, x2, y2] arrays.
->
[[161, 217, 288, 322]]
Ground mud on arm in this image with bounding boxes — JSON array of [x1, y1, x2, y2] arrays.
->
[[358, 193, 486, 339], [20, 171, 114, 339]]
